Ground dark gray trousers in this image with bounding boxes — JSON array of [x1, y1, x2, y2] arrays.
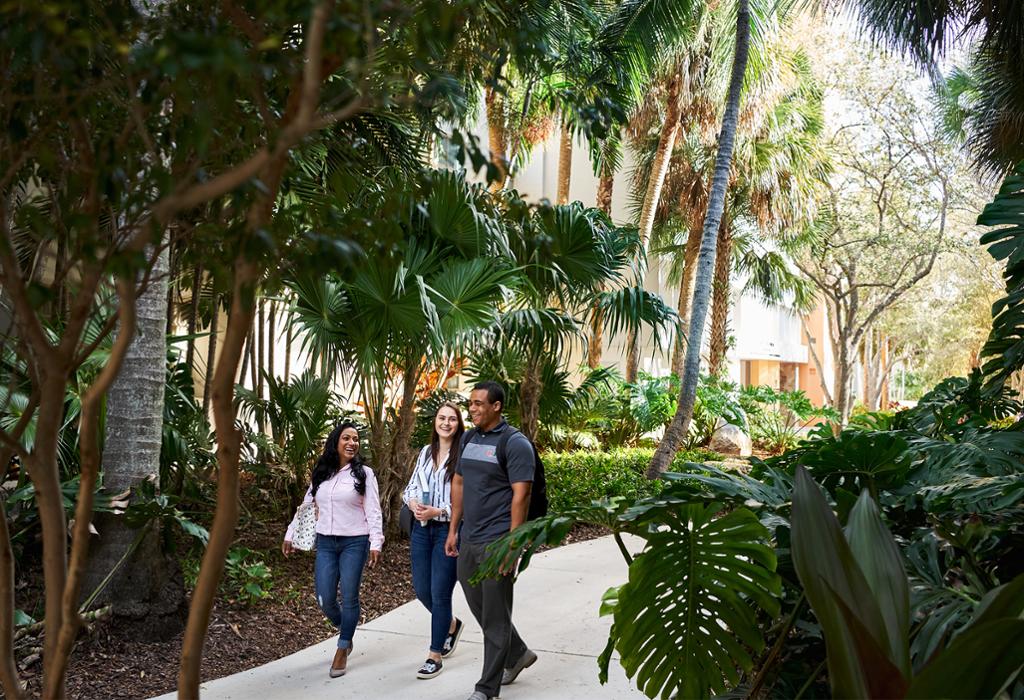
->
[[458, 538, 529, 697]]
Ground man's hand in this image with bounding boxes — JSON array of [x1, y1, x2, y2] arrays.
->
[[367, 549, 381, 568], [282, 540, 294, 557], [445, 531, 459, 557]]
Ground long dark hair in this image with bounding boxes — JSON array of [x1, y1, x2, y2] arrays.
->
[[312, 421, 367, 497], [430, 402, 465, 483]]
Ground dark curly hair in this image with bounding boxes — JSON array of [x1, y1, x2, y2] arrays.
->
[[311, 421, 367, 497]]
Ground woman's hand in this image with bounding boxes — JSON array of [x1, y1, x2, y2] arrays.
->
[[282, 540, 294, 557], [367, 549, 381, 568], [413, 503, 441, 522]]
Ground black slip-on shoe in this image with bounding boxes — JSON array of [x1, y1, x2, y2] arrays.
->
[[441, 618, 464, 658], [417, 658, 444, 679]]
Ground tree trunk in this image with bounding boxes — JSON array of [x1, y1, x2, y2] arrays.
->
[[833, 338, 853, 423], [596, 169, 614, 215], [519, 354, 543, 443], [670, 228, 702, 378], [878, 336, 889, 408], [268, 299, 277, 381], [284, 310, 293, 381], [177, 259, 257, 697], [185, 264, 201, 373], [587, 170, 614, 368], [256, 298, 266, 433], [203, 298, 220, 415], [708, 217, 732, 376], [648, 0, 751, 479], [381, 364, 422, 538], [485, 86, 509, 191], [625, 73, 683, 383], [801, 315, 833, 406], [0, 484, 23, 699], [165, 247, 175, 337], [863, 330, 877, 410], [82, 247, 185, 639], [556, 121, 573, 204], [28, 377, 70, 697], [248, 327, 258, 392]]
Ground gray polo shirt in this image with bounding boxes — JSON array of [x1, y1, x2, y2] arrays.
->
[[456, 419, 535, 544]]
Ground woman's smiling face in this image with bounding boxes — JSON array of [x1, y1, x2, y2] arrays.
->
[[435, 406, 460, 439], [337, 427, 359, 462]]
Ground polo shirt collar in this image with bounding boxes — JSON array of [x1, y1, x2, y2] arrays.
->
[[479, 418, 509, 435]]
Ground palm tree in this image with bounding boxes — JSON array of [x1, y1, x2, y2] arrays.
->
[[705, 49, 829, 373], [649, 0, 753, 478], [483, 200, 678, 441], [288, 171, 517, 528], [617, 0, 800, 381], [79, 247, 179, 627]]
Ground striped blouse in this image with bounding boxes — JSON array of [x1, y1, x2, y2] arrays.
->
[[402, 445, 454, 522]]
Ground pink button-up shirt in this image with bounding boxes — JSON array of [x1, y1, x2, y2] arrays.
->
[[285, 464, 384, 550]]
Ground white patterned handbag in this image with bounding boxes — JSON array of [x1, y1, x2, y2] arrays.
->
[[291, 502, 318, 551]]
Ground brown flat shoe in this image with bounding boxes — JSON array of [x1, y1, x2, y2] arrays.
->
[[329, 644, 352, 678]]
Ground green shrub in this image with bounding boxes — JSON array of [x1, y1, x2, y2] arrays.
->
[[542, 447, 720, 513]]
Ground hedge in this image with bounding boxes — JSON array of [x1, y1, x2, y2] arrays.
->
[[541, 447, 721, 514]]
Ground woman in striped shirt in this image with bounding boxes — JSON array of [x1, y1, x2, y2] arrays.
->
[[402, 401, 465, 679], [283, 421, 383, 678]]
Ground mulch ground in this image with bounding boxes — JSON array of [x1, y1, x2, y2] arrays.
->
[[12, 521, 608, 700]]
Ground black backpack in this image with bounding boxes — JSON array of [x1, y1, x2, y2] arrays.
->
[[462, 426, 548, 521]]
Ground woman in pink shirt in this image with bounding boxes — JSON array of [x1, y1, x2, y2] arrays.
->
[[283, 421, 384, 678]]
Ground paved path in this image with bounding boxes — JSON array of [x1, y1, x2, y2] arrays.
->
[[159, 535, 648, 699]]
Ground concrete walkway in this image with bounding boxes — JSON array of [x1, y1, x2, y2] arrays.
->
[[159, 535, 647, 699]]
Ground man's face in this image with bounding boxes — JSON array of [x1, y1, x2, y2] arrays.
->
[[468, 389, 501, 428]]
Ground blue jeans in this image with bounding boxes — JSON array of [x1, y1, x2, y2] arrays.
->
[[314, 534, 370, 649], [410, 520, 458, 653]]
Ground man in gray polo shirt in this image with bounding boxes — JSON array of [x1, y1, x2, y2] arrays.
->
[[445, 381, 538, 700]]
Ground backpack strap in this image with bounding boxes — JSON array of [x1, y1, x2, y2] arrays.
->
[[496, 428, 515, 473]]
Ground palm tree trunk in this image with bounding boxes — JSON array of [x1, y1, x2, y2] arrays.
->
[[284, 311, 293, 381], [165, 246, 176, 336], [485, 86, 509, 191], [588, 170, 615, 369], [81, 246, 185, 633], [203, 298, 220, 415], [256, 299, 266, 433], [556, 121, 573, 204], [670, 228, 702, 378], [596, 168, 614, 215], [519, 354, 543, 442], [248, 328, 258, 392], [625, 73, 683, 383], [267, 299, 276, 381], [649, 0, 752, 478], [185, 264, 201, 373], [708, 216, 732, 376]]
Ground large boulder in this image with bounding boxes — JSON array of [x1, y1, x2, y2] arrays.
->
[[710, 422, 752, 457]]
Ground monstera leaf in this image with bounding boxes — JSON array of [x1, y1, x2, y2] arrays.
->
[[978, 162, 1024, 394], [598, 503, 781, 700], [796, 430, 912, 500]]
